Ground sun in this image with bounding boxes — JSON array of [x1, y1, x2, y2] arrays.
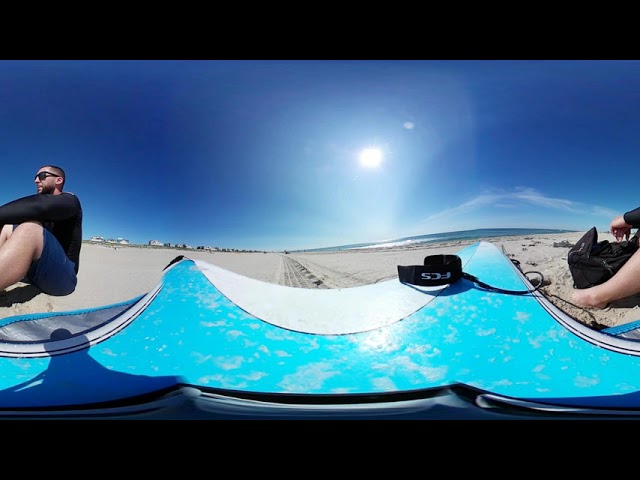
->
[[359, 147, 383, 168]]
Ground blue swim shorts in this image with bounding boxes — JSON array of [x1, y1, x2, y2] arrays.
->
[[24, 227, 77, 296]]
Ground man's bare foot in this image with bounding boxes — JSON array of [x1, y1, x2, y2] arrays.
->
[[570, 288, 609, 309]]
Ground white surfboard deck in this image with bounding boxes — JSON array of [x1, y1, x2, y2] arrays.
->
[[193, 259, 447, 335]]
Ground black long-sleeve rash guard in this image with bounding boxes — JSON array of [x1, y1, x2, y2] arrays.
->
[[624, 207, 640, 228], [0, 192, 83, 273]]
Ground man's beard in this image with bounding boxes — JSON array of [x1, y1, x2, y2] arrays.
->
[[39, 185, 55, 195]]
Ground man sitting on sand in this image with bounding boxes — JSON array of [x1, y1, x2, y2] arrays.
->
[[571, 207, 640, 309], [0, 166, 82, 296]]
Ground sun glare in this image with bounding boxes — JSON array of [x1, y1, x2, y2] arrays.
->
[[359, 147, 383, 168]]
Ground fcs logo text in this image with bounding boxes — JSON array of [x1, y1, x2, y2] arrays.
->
[[421, 272, 451, 280]]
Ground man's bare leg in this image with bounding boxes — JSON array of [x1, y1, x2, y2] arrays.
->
[[0, 222, 44, 291], [571, 249, 640, 308], [0, 224, 13, 247]]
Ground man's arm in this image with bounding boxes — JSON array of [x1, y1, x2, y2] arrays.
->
[[624, 207, 640, 228], [0, 192, 80, 225]]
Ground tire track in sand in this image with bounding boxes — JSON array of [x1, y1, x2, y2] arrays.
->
[[277, 254, 328, 288]]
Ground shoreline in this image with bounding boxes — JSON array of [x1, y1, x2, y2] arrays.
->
[[85, 228, 579, 255], [2, 231, 639, 329]]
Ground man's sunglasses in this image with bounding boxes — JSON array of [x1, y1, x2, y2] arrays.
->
[[35, 172, 60, 181]]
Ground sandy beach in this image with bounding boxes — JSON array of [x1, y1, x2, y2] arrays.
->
[[1, 231, 638, 329]]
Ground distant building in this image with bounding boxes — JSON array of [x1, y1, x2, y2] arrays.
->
[[149, 240, 163, 246], [106, 238, 129, 245]]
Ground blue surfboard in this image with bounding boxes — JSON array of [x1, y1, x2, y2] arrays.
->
[[1, 241, 640, 419]]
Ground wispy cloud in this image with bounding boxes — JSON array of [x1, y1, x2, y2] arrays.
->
[[508, 187, 580, 211], [420, 187, 618, 223], [591, 205, 621, 218]]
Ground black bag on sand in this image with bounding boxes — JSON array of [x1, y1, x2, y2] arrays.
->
[[568, 226, 639, 289]]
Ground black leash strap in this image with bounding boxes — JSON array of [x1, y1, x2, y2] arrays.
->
[[397, 254, 463, 286], [397, 254, 542, 295]]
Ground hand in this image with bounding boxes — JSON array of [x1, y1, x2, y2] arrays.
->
[[610, 215, 632, 242]]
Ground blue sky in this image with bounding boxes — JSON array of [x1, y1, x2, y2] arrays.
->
[[0, 60, 637, 251]]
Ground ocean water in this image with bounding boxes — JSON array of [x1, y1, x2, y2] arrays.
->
[[295, 228, 577, 253]]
